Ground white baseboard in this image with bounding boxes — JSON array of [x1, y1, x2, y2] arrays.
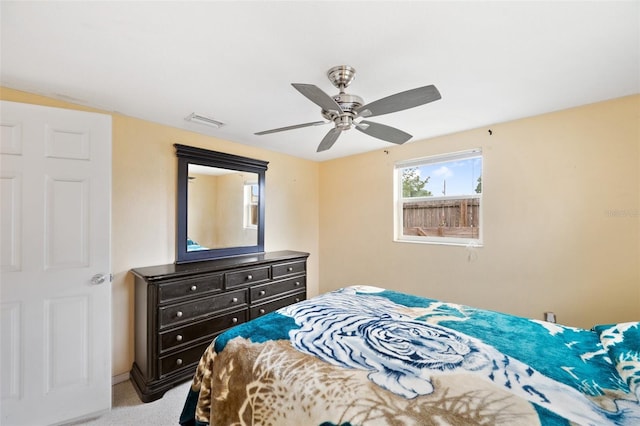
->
[[112, 372, 130, 385]]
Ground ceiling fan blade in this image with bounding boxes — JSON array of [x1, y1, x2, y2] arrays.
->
[[254, 120, 326, 135], [356, 85, 441, 118], [317, 128, 342, 152], [292, 83, 343, 113], [356, 120, 412, 144]]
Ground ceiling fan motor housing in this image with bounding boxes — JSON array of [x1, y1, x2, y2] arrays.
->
[[332, 92, 363, 113], [321, 92, 363, 130]]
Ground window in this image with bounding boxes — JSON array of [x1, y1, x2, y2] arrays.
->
[[243, 183, 259, 229], [394, 149, 482, 246]]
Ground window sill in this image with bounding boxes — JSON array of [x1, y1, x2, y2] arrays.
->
[[394, 238, 484, 248]]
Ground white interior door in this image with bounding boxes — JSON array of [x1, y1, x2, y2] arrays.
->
[[0, 101, 112, 425]]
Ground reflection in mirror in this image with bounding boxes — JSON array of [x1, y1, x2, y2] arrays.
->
[[175, 144, 268, 263], [187, 164, 259, 251]]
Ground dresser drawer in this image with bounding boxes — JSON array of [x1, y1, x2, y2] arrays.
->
[[250, 291, 306, 320], [225, 266, 270, 288], [250, 276, 306, 303], [159, 289, 247, 329], [158, 274, 223, 303], [272, 261, 306, 278], [159, 341, 212, 378], [159, 309, 247, 353]]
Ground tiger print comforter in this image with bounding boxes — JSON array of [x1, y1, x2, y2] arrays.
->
[[179, 286, 640, 425]]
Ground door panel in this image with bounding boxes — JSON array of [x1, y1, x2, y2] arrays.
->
[[0, 172, 21, 271], [0, 302, 21, 400], [0, 101, 112, 425], [45, 176, 90, 268], [44, 296, 90, 392]]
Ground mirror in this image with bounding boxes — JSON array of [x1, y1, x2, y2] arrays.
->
[[187, 165, 259, 250], [175, 144, 268, 263]]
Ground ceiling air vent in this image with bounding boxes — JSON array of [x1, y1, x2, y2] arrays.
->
[[185, 113, 225, 128]]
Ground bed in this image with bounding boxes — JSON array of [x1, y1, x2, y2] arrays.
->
[[179, 286, 640, 425]]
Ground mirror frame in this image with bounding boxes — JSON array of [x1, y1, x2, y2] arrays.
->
[[175, 144, 268, 263]]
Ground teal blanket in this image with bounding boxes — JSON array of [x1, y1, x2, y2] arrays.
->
[[180, 286, 640, 425]]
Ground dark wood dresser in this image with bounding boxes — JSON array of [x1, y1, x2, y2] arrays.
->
[[129, 250, 309, 402]]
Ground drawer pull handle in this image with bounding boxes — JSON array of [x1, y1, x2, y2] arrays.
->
[[176, 358, 183, 366], [232, 297, 238, 303], [176, 311, 183, 318], [287, 267, 293, 272], [190, 285, 197, 291], [231, 317, 238, 324], [295, 281, 301, 286], [176, 335, 183, 342], [247, 274, 253, 280], [295, 298, 301, 303], [259, 290, 266, 296], [259, 309, 265, 314]]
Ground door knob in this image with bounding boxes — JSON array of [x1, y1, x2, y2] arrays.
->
[[91, 273, 110, 285]]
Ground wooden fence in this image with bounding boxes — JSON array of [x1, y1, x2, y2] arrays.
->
[[403, 198, 480, 238]]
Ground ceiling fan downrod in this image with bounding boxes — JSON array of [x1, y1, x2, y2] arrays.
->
[[323, 65, 363, 129]]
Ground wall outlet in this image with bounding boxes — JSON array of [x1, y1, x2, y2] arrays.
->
[[544, 312, 556, 323]]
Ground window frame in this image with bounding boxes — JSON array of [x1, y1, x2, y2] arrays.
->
[[243, 182, 259, 229], [394, 149, 483, 247]]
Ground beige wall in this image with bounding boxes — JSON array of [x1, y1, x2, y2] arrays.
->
[[3, 86, 638, 379], [0, 87, 320, 378], [319, 95, 640, 329]]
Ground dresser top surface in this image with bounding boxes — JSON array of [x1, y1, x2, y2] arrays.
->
[[131, 250, 309, 281]]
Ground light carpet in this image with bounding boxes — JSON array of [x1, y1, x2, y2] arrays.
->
[[73, 380, 192, 425]]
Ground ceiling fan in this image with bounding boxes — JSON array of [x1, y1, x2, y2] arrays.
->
[[255, 65, 441, 152]]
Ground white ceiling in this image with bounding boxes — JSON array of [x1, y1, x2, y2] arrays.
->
[[1, 1, 638, 161]]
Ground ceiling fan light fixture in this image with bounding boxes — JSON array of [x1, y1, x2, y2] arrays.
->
[[185, 113, 225, 128], [335, 115, 353, 130]]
